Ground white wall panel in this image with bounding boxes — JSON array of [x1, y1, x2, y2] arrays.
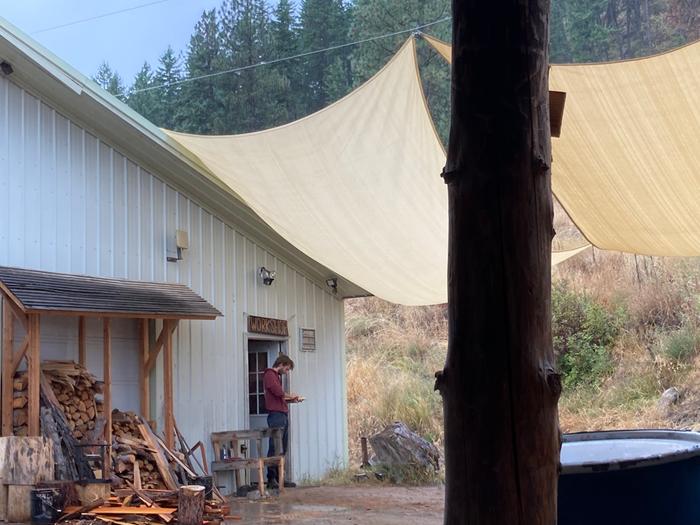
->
[[0, 75, 347, 480]]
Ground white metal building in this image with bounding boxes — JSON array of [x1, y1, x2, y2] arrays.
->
[[0, 18, 369, 483]]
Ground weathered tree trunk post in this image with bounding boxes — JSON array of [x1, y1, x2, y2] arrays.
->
[[435, 1, 561, 524], [178, 485, 205, 525]]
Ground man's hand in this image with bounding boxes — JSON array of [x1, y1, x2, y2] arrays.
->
[[285, 393, 305, 403]]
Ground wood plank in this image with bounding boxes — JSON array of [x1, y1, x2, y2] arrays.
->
[[163, 320, 176, 450], [27, 314, 41, 436], [139, 319, 149, 420], [59, 498, 105, 521], [84, 506, 177, 515], [103, 317, 112, 476], [28, 309, 217, 321], [2, 296, 14, 436], [136, 420, 178, 490], [0, 284, 28, 330], [11, 335, 29, 373], [144, 319, 177, 373], [7, 484, 34, 522], [155, 435, 196, 477], [78, 316, 86, 366], [0, 436, 54, 484]]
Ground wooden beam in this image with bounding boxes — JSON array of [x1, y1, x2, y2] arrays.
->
[[139, 319, 150, 420], [437, 1, 559, 523], [163, 320, 177, 451], [0, 285, 28, 330], [10, 336, 29, 373], [144, 320, 177, 374], [23, 309, 216, 321], [2, 297, 15, 436], [78, 316, 86, 366], [27, 314, 41, 436], [103, 317, 112, 476]]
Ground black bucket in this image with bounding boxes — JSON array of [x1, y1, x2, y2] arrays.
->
[[31, 488, 64, 525], [193, 476, 213, 499]]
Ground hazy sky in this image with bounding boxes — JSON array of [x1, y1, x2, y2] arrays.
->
[[1, 0, 221, 84]]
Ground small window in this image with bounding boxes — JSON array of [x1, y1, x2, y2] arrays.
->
[[248, 350, 269, 415], [300, 328, 316, 352]]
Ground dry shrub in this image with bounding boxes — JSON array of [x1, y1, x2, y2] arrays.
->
[[345, 298, 446, 465]]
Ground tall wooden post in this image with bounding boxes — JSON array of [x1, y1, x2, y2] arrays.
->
[[139, 319, 150, 420], [78, 316, 86, 367], [436, 1, 560, 523], [27, 314, 41, 436], [163, 320, 175, 450], [1, 297, 14, 436], [103, 317, 112, 475]]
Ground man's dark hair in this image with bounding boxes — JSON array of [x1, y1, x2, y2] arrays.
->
[[273, 354, 294, 370]]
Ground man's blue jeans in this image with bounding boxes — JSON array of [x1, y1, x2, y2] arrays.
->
[[267, 411, 288, 482]]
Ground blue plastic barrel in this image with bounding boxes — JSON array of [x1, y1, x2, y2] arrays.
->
[[559, 430, 700, 525]]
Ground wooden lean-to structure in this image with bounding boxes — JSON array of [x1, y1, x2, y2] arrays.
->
[[0, 265, 221, 459]]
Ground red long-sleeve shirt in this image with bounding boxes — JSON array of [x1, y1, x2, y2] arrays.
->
[[263, 368, 288, 413]]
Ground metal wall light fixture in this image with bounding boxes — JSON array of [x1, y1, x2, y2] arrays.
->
[[326, 277, 338, 293], [259, 267, 276, 286], [0, 61, 13, 76]]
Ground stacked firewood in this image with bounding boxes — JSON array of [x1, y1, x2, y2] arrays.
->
[[13, 361, 103, 438], [42, 361, 104, 440], [11, 373, 29, 436], [112, 411, 167, 489]]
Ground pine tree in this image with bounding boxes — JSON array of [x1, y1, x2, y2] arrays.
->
[[298, 0, 353, 113], [93, 61, 127, 101], [271, 0, 303, 121], [152, 46, 184, 129], [177, 9, 226, 133], [349, 0, 451, 142], [126, 62, 159, 122], [218, 0, 286, 132]]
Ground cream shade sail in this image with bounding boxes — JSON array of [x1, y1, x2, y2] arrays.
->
[[551, 244, 592, 266], [423, 34, 700, 257], [167, 39, 449, 306], [167, 37, 597, 305]]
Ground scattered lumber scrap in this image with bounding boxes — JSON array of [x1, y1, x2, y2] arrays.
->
[[112, 410, 178, 490]]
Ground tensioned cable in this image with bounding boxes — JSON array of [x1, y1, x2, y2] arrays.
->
[[33, 0, 178, 34], [131, 16, 452, 94]]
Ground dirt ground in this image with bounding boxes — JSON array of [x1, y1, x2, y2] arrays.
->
[[227, 485, 444, 524]]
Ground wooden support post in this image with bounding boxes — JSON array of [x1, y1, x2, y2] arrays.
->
[[163, 320, 175, 451], [27, 314, 41, 436], [139, 319, 150, 420], [2, 296, 14, 436], [437, 1, 560, 523], [78, 316, 86, 367], [103, 317, 112, 476]]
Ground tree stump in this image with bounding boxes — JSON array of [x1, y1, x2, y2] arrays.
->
[[177, 485, 205, 525]]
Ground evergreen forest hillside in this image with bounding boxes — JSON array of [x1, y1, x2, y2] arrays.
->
[[94, 0, 699, 144]]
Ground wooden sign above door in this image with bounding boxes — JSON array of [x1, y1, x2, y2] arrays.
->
[[247, 315, 289, 337]]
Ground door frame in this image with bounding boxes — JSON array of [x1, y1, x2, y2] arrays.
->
[[242, 331, 291, 479]]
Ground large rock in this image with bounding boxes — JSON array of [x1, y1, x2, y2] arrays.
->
[[658, 387, 680, 416], [369, 421, 440, 471]]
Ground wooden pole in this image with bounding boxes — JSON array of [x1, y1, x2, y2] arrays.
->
[[103, 317, 112, 476], [2, 296, 14, 436], [139, 319, 150, 420], [27, 314, 41, 436], [163, 320, 175, 450], [78, 316, 86, 367], [436, 1, 560, 523]]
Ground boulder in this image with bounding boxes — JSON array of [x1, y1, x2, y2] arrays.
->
[[369, 421, 440, 471], [658, 387, 680, 416]]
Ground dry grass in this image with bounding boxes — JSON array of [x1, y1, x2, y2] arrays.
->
[[344, 208, 700, 467]]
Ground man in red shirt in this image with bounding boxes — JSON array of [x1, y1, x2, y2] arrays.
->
[[263, 354, 301, 488]]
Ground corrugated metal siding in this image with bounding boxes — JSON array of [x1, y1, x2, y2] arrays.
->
[[0, 75, 347, 480]]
